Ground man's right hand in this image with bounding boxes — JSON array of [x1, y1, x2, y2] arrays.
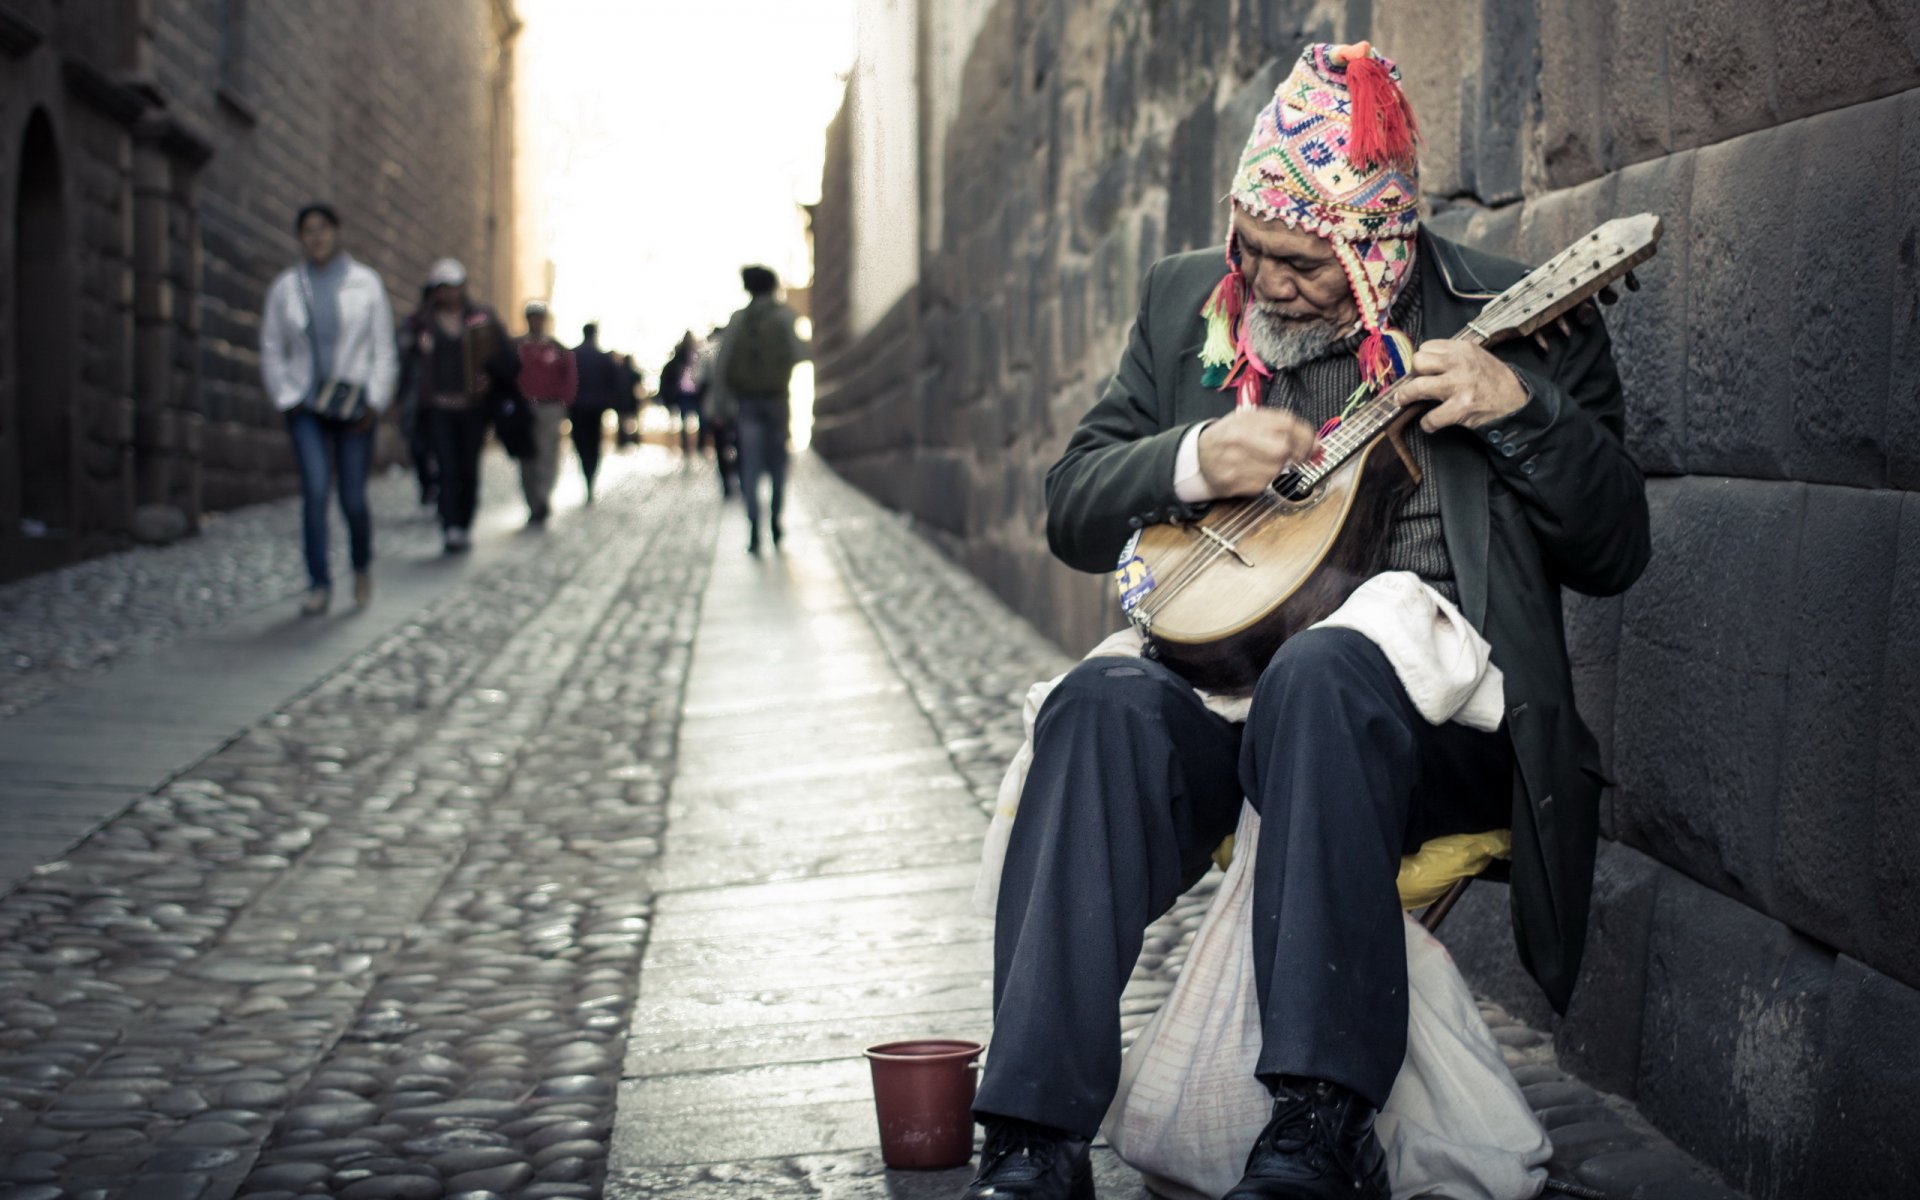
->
[[1196, 408, 1321, 497]]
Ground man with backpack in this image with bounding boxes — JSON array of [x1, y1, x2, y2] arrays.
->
[[708, 265, 809, 554]]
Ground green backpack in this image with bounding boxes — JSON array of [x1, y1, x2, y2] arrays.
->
[[724, 301, 795, 395]]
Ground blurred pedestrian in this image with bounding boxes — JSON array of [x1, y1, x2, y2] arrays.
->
[[616, 354, 643, 449], [401, 259, 519, 553], [259, 202, 399, 616], [696, 326, 738, 499], [709, 266, 809, 553], [399, 283, 439, 509], [658, 332, 703, 458], [515, 300, 576, 526], [571, 322, 621, 503]]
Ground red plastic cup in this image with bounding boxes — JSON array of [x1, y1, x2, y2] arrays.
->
[[863, 1038, 985, 1169]]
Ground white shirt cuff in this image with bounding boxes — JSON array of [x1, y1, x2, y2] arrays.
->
[[1172, 421, 1216, 503]]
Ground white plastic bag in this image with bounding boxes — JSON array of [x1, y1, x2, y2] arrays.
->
[[1102, 804, 1550, 1200]]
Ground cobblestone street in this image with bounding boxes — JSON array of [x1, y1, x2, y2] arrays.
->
[[0, 455, 1742, 1200]]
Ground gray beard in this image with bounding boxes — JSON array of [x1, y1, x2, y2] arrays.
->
[[1242, 304, 1351, 371]]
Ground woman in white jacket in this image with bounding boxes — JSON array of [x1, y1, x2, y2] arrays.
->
[[260, 203, 399, 615]]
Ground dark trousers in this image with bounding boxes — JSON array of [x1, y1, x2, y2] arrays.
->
[[426, 405, 487, 531], [285, 409, 373, 589], [735, 406, 788, 537], [570, 405, 604, 495], [974, 628, 1510, 1138]]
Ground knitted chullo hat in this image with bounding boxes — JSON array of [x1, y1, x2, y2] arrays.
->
[[1200, 41, 1422, 405]]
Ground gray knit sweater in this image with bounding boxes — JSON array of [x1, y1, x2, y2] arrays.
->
[[1260, 265, 1457, 603]]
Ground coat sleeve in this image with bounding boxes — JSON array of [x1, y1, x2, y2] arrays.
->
[[1044, 261, 1202, 574], [367, 280, 399, 413], [708, 315, 740, 423], [1481, 314, 1651, 596]]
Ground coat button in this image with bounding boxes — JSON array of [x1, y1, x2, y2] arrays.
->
[[1520, 460, 1537, 475], [1500, 443, 1517, 457], [1487, 429, 1503, 444], [1127, 516, 1144, 529]]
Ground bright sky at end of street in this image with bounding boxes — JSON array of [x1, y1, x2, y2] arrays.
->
[[516, 0, 855, 389]]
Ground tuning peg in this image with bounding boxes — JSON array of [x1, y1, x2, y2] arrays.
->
[[1624, 271, 1641, 291], [1556, 315, 1573, 337], [1597, 285, 1620, 305], [1533, 331, 1552, 352]]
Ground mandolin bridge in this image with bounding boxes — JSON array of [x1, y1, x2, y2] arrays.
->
[[1195, 523, 1254, 567]]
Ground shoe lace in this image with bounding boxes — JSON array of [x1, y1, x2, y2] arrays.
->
[[1257, 1084, 1367, 1180], [977, 1120, 1061, 1179]]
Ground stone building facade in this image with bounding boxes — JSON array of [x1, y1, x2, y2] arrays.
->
[[0, 0, 518, 581], [810, 2, 1920, 1196]]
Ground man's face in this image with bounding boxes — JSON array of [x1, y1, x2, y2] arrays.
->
[[298, 214, 339, 265], [526, 312, 548, 338], [432, 283, 464, 310], [1230, 210, 1357, 330]]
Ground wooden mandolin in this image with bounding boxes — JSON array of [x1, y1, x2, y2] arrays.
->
[[1113, 213, 1663, 691]]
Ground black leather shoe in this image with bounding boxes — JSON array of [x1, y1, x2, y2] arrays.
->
[[960, 1118, 1094, 1199], [1223, 1078, 1388, 1199]]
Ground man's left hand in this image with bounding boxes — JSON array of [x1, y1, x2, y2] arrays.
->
[[1394, 340, 1529, 433]]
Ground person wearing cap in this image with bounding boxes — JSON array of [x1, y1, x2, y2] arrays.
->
[[965, 43, 1649, 1200], [399, 258, 519, 552], [514, 300, 576, 526], [259, 202, 400, 615]]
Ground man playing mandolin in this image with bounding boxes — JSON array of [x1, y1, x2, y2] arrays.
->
[[964, 42, 1651, 1200]]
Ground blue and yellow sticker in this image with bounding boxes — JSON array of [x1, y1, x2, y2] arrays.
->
[[1114, 533, 1155, 615]]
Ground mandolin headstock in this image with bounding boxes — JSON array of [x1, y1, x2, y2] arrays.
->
[[1471, 213, 1663, 345]]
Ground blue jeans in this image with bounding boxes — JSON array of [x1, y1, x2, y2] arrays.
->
[[735, 404, 788, 539], [286, 408, 374, 589]]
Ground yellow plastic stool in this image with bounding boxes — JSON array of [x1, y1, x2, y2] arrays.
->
[[1210, 828, 1511, 933]]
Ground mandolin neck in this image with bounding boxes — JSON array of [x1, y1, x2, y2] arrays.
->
[[1285, 327, 1491, 492]]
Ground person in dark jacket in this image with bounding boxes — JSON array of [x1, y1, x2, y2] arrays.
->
[[399, 259, 520, 553], [964, 43, 1649, 1200], [658, 332, 703, 458], [570, 322, 621, 502]]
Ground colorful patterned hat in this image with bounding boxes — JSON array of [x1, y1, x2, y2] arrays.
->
[[1200, 42, 1422, 402]]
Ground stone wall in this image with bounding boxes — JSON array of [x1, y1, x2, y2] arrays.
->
[[810, 2, 1920, 1196], [0, 0, 516, 578]]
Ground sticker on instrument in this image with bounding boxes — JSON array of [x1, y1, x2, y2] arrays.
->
[[1114, 554, 1155, 615]]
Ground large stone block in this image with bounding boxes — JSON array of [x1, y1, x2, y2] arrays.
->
[[1534, 0, 1610, 190], [1607, 151, 1694, 477], [1684, 121, 1804, 478], [1771, 485, 1901, 957], [1637, 869, 1830, 1200], [1781, 95, 1900, 488], [1667, 0, 1779, 150], [1807, 957, 1920, 1197], [1211, 58, 1286, 204], [1774, 5, 1920, 127], [1612, 477, 1800, 909], [1466, 0, 1535, 204], [1164, 94, 1218, 255], [1555, 841, 1663, 1098], [1868, 494, 1920, 987], [1891, 89, 1920, 492]]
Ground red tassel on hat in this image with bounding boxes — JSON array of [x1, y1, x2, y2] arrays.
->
[[1340, 50, 1419, 171]]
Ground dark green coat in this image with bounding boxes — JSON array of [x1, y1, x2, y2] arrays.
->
[[1044, 230, 1651, 1009]]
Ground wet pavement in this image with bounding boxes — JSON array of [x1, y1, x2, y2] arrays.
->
[[0, 451, 1742, 1199]]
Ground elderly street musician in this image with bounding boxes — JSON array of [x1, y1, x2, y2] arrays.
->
[[962, 41, 1650, 1200]]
